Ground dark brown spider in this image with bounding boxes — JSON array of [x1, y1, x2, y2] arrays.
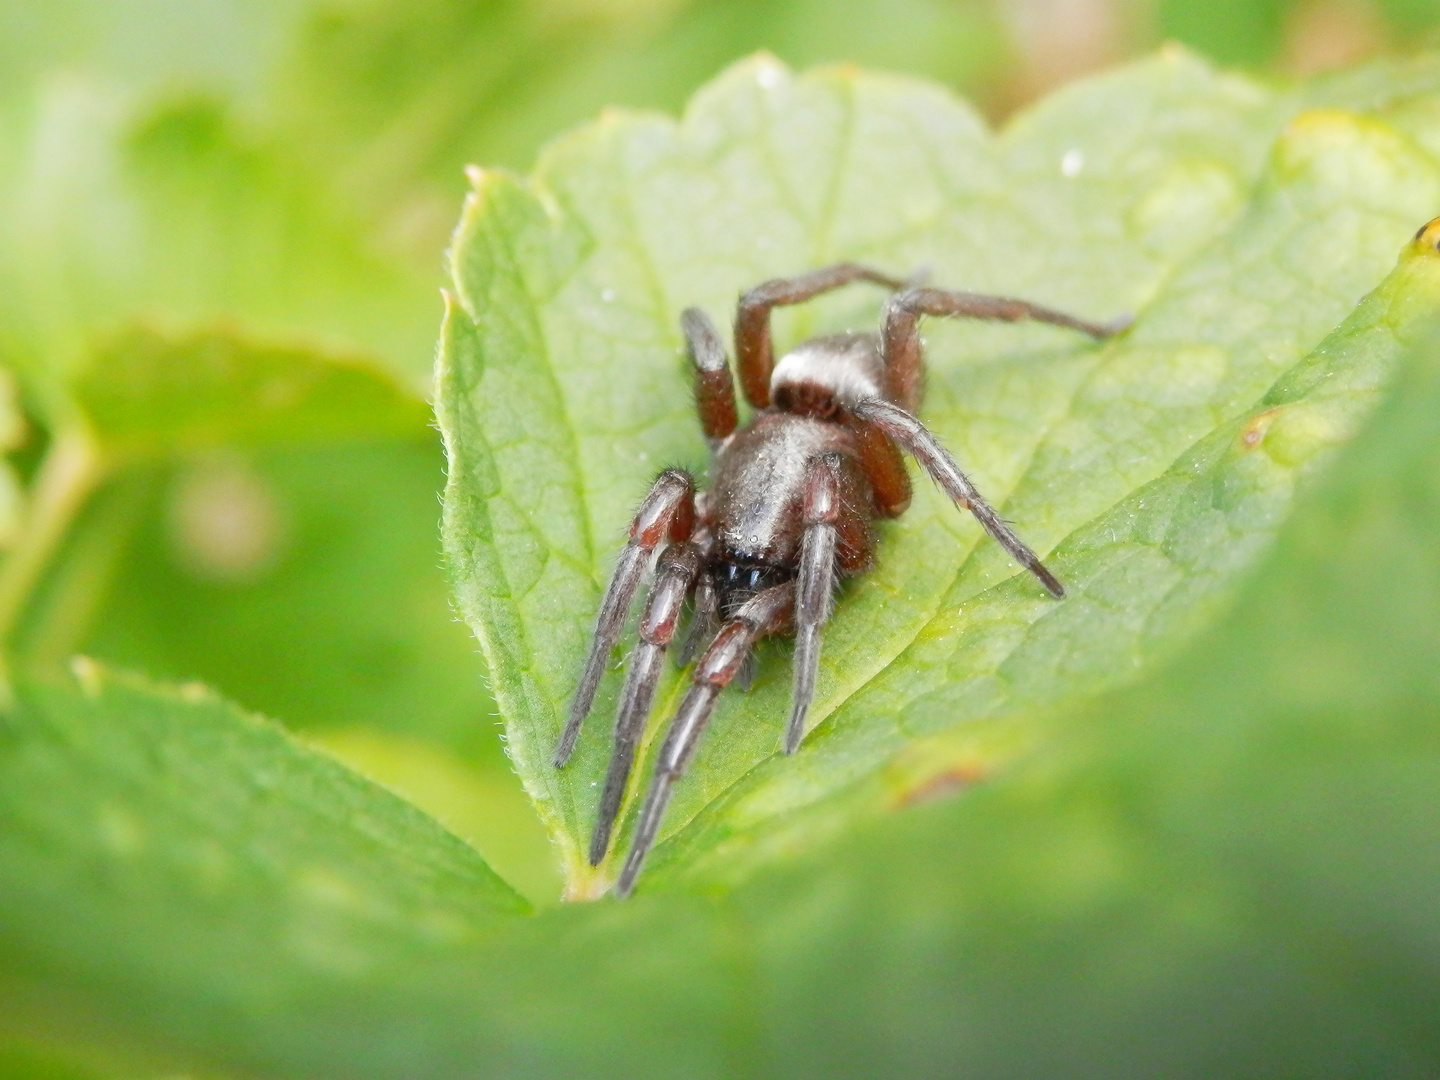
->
[[554, 263, 1125, 895]]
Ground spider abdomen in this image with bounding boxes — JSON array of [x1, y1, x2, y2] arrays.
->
[[769, 332, 885, 417]]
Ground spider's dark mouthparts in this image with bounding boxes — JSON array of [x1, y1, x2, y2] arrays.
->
[[551, 260, 1126, 897], [711, 555, 792, 618]]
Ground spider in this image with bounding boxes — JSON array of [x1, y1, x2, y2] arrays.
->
[[554, 263, 1125, 895]]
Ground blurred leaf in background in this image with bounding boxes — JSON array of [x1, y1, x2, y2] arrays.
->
[[277, 0, 1011, 199], [2, 2, 1440, 1074], [0, 0, 567, 917], [0, 87, 436, 395], [0, 1, 314, 106]]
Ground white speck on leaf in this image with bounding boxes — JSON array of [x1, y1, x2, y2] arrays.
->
[[1062, 149, 1085, 177], [756, 62, 783, 89]]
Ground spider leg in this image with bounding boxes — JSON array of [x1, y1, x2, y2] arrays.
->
[[785, 453, 843, 754], [616, 582, 795, 896], [676, 571, 717, 667], [589, 541, 702, 865], [736, 263, 908, 409], [676, 524, 717, 667], [682, 307, 738, 442], [853, 397, 1065, 599], [554, 469, 696, 768], [881, 286, 1128, 412]]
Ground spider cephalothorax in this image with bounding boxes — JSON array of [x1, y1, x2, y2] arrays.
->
[[553, 263, 1125, 895]]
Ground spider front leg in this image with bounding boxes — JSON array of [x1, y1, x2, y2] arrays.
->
[[785, 453, 844, 754], [675, 305, 731, 667], [863, 286, 1128, 593], [682, 307, 737, 442], [554, 469, 696, 768], [854, 398, 1065, 598], [616, 582, 794, 896], [735, 263, 907, 408], [881, 286, 1128, 411], [589, 541, 702, 866]]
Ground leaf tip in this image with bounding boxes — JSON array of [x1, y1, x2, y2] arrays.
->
[[1157, 39, 1189, 63], [750, 51, 790, 90], [562, 862, 614, 903]]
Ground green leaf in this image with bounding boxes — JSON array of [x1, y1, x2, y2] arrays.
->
[[0, 323, 433, 670], [0, 91, 438, 397], [0, 362, 29, 552], [49, 440, 560, 905], [277, 0, 1011, 192], [0, 659, 526, 1069], [1155, 0, 1287, 66], [301, 725, 561, 908], [9, 312, 1440, 1079], [0, 0, 318, 108], [437, 52, 1440, 890], [72, 440, 490, 743], [14, 333, 548, 895], [73, 325, 428, 465], [0, 1038, 106, 1080]]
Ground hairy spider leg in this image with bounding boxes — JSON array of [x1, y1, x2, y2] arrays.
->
[[735, 263, 907, 409], [854, 397, 1065, 598], [554, 469, 696, 768], [785, 454, 843, 754], [681, 307, 738, 441], [881, 285, 1127, 411], [616, 582, 795, 896], [589, 541, 703, 865]]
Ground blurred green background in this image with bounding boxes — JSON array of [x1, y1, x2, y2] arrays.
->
[[2, 2, 1440, 1072], [4, 0, 1440, 908]]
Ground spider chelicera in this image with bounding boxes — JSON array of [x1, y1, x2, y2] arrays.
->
[[554, 263, 1125, 895]]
